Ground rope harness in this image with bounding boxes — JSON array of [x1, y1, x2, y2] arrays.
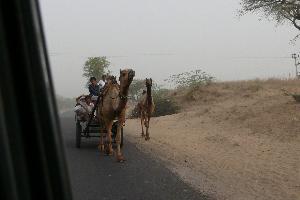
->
[[83, 85, 128, 136]]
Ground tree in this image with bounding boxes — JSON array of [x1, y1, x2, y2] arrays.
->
[[128, 79, 145, 100], [152, 88, 179, 117], [239, 0, 300, 33], [83, 57, 110, 83], [130, 87, 179, 118], [129, 79, 161, 100]]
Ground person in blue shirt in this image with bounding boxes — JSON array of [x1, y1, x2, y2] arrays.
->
[[88, 77, 100, 100]]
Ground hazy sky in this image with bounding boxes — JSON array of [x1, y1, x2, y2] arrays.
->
[[40, 0, 300, 97]]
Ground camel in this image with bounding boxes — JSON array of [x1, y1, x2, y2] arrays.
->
[[98, 69, 135, 162], [137, 78, 155, 141]]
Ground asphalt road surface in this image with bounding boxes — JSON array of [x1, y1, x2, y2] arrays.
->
[[60, 115, 210, 200]]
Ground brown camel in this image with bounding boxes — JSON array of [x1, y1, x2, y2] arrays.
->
[[138, 78, 155, 141], [98, 69, 135, 162]]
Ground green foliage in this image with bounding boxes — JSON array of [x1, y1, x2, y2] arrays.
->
[[166, 69, 214, 89], [130, 87, 179, 118], [129, 79, 145, 100], [239, 0, 300, 34], [129, 79, 161, 100], [83, 57, 110, 83], [152, 88, 179, 117], [129, 105, 140, 119]]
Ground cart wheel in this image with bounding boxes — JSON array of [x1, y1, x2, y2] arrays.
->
[[76, 122, 82, 148]]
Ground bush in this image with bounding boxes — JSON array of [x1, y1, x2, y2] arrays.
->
[[128, 79, 145, 100], [129, 104, 141, 119], [165, 69, 214, 89], [165, 69, 215, 102], [130, 88, 180, 118], [152, 89, 179, 117]]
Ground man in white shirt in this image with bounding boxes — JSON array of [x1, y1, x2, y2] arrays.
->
[[98, 74, 107, 90]]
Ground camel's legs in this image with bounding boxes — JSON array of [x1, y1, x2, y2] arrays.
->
[[98, 120, 104, 152], [97, 109, 105, 152], [105, 120, 113, 155], [116, 119, 125, 162], [140, 112, 145, 137], [98, 134, 105, 152], [145, 114, 150, 141]]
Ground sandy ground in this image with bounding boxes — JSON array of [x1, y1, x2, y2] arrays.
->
[[125, 80, 300, 200]]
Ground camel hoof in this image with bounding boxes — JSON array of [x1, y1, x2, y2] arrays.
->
[[98, 144, 105, 152], [116, 155, 126, 162], [145, 136, 150, 141], [105, 149, 113, 156], [104, 146, 113, 156]]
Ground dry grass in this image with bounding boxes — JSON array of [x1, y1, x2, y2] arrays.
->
[[125, 78, 300, 200], [174, 78, 300, 141]]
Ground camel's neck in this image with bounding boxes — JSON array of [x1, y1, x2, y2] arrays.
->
[[120, 84, 129, 97], [146, 85, 152, 105], [117, 83, 130, 112]]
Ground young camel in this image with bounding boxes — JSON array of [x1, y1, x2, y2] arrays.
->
[[138, 78, 155, 141], [98, 69, 135, 162]]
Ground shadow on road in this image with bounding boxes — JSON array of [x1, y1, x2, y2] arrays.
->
[[60, 115, 211, 200]]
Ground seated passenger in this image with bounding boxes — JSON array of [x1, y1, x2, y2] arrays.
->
[[98, 74, 107, 91], [88, 77, 100, 101], [74, 95, 94, 121]]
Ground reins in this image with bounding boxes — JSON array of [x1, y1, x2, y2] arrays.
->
[[100, 83, 128, 101]]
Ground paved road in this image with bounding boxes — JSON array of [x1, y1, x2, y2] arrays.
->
[[61, 116, 210, 200]]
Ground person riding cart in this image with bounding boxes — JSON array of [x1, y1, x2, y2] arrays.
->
[[98, 74, 107, 90], [84, 75, 108, 129], [74, 95, 94, 121], [88, 77, 100, 102], [88, 75, 107, 102]]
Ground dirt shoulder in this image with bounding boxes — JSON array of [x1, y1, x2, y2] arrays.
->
[[125, 80, 300, 200]]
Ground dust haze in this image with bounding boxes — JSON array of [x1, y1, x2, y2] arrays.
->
[[40, 0, 299, 97]]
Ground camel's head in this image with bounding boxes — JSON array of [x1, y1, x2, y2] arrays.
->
[[119, 68, 135, 86], [107, 75, 118, 84], [145, 78, 152, 87]]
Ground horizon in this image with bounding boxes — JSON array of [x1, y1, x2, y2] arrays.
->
[[40, 0, 300, 97]]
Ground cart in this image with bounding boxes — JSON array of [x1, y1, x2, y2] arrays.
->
[[75, 115, 123, 149]]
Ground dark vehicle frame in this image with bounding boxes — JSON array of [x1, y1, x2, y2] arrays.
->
[[75, 115, 124, 149], [1, 0, 72, 199]]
